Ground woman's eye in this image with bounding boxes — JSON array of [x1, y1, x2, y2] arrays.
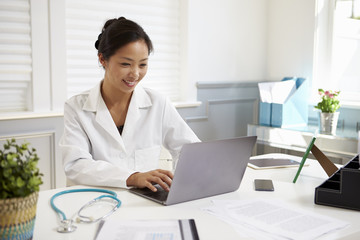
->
[[121, 63, 130, 66], [140, 63, 147, 68]]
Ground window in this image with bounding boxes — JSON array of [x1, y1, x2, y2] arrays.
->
[[65, 0, 182, 101], [0, 0, 32, 112], [313, 0, 360, 105], [331, 0, 360, 103], [0, 0, 183, 114]]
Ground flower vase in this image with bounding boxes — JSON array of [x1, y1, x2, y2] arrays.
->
[[319, 112, 339, 135]]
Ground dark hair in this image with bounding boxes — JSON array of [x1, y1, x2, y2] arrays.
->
[[95, 17, 153, 60]]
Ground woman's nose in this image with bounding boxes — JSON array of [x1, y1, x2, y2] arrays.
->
[[129, 67, 139, 79]]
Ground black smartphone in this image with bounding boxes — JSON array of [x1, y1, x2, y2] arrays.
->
[[254, 179, 274, 191]]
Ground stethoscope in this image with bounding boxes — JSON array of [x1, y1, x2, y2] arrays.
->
[[50, 188, 122, 233]]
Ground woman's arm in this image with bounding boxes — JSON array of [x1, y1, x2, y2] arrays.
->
[[60, 102, 135, 188], [161, 98, 201, 169]]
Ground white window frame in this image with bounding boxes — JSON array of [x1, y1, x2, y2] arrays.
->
[[0, 0, 67, 115], [31, 0, 66, 112], [313, 0, 360, 108]]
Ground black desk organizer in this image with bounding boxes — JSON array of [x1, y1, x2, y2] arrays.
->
[[315, 154, 360, 211]]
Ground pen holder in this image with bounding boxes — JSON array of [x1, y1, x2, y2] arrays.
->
[[315, 154, 360, 211]]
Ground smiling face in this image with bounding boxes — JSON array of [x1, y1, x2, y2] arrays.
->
[[100, 40, 149, 95]]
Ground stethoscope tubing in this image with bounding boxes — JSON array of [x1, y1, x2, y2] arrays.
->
[[50, 188, 121, 221]]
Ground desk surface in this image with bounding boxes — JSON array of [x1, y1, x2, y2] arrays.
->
[[33, 160, 360, 240]]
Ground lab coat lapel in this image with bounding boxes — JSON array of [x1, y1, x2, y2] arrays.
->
[[96, 99, 125, 147], [83, 82, 126, 151], [122, 86, 152, 141]]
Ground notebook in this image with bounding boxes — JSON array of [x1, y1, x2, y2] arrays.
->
[[129, 136, 257, 205], [248, 153, 307, 170]]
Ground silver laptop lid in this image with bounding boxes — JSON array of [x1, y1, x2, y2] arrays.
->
[[166, 136, 257, 205]]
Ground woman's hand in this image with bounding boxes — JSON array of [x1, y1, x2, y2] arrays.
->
[[126, 169, 174, 192]]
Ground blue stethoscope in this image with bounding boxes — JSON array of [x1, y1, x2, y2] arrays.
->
[[50, 188, 122, 233]]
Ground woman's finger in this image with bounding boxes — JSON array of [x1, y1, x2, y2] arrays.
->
[[145, 181, 158, 192], [149, 175, 170, 192]]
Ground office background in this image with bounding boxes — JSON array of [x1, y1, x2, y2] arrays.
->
[[0, 0, 359, 190]]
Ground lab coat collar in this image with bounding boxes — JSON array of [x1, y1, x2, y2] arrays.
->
[[82, 81, 153, 150], [84, 82, 124, 149], [82, 81, 102, 112], [132, 84, 152, 109], [82, 81, 152, 111]]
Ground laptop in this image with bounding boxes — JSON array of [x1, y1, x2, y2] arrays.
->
[[129, 136, 257, 205]]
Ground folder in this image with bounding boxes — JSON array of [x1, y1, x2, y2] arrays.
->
[[271, 77, 309, 128], [258, 77, 309, 128], [259, 102, 272, 126]]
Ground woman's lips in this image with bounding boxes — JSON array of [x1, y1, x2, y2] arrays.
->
[[123, 79, 136, 87]]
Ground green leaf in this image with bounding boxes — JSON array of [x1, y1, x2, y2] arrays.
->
[[3, 168, 12, 178], [16, 177, 25, 188], [0, 138, 43, 199]]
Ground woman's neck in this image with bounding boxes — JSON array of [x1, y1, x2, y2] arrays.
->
[[101, 80, 132, 107], [101, 80, 133, 126]]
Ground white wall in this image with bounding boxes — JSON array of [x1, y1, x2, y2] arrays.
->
[[266, 0, 316, 81], [187, 0, 268, 87], [186, 0, 316, 87]]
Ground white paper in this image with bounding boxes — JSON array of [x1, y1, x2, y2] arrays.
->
[[258, 80, 296, 104], [203, 199, 349, 240], [250, 153, 303, 161], [95, 219, 185, 240]]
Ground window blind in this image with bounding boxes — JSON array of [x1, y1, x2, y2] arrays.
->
[[0, 0, 32, 112], [65, 0, 181, 101]]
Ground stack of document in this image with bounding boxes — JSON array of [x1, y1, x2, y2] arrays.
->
[[258, 80, 296, 105], [203, 199, 349, 240]]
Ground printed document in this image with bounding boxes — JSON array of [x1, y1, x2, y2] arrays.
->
[[203, 199, 349, 240], [258, 80, 296, 104]]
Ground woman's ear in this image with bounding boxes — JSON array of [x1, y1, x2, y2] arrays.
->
[[98, 53, 106, 68]]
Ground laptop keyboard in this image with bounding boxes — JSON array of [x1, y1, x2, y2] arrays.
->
[[143, 185, 169, 202]]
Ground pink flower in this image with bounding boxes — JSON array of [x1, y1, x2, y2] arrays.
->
[[315, 88, 340, 113]]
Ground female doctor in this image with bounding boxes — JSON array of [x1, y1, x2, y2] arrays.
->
[[60, 17, 200, 192]]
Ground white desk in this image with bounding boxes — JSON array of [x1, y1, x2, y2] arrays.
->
[[33, 160, 360, 240]]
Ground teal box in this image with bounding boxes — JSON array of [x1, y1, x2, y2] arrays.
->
[[259, 102, 272, 126], [271, 78, 309, 128]]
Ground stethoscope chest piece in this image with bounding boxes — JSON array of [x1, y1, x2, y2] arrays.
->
[[57, 219, 77, 233]]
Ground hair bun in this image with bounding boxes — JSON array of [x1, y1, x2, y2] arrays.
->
[[94, 33, 102, 50], [103, 18, 117, 30], [95, 17, 126, 50], [95, 16, 153, 57]]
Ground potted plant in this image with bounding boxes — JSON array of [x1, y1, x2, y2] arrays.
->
[[0, 139, 43, 240], [314, 89, 341, 135]]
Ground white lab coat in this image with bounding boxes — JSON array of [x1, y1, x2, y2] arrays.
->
[[60, 82, 200, 188]]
